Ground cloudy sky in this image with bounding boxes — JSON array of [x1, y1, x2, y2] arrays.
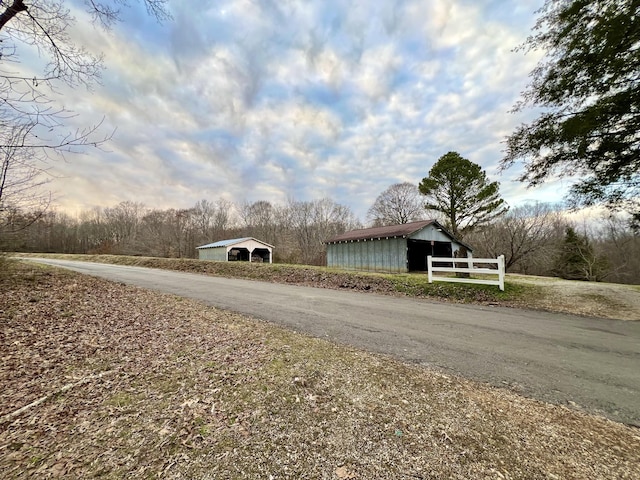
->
[[34, 0, 569, 221]]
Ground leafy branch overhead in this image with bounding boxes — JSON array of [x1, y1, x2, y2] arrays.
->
[[419, 152, 508, 239], [502, 0, 640, 221]]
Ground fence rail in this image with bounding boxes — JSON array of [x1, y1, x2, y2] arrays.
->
[[427, 255, 505, 291]]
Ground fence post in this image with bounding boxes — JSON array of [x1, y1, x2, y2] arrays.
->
[[427, 255, 433, 284], [498, 254, 505, 291]]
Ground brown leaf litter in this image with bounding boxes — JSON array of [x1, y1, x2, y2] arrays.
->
[[1, 261, 639, 479]]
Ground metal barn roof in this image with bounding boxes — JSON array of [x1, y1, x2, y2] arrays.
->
[[325, 220, 436, 243], [196, 237, 274, 249]]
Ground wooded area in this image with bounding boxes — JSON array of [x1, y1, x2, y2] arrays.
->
[[2, 198, 639, 285], [1, 198, 359, 266]]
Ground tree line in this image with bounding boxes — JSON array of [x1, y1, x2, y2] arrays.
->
[[1, 197, 360, 266], [3, 191, 639, 284]]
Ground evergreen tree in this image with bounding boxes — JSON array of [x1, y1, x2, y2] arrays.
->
[[553, 227, 608, 281], [502, 0, 640, 221], [419, 152, 508, 239]]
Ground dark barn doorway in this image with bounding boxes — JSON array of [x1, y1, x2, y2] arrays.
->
[[228, 248, 250, 261], [408, 240, 452, 271]]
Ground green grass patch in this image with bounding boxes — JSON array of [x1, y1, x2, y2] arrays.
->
[[388, 272, 537, 303]]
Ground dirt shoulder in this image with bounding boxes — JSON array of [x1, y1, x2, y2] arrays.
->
[[2, 262, 639, 479], [508, 274, 640, 321]]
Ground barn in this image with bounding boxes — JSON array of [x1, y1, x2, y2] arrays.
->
[[196, 237, 274, 263], [325, 220, 472, 273]]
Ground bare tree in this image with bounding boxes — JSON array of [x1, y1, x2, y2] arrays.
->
[[288, 198, 360, 265], [241, 200, 280, 246], [0, 0, 170, 218], [103, 201, 145, 251], [139, 209, 176, 257], [466, 203, 564, 272], [192, 199, 216, 239], [367, 182, 427, 226], [0, 124, 51, 235], [590, 214, 640, 284]]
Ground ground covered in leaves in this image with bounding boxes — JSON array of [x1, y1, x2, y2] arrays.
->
[[1, 261, 639, 479]]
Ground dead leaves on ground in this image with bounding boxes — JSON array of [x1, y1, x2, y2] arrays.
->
[[1, 262, 639, 479]]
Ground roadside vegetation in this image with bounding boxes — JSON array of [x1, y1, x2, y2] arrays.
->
[[2, 260, 639, 479], [13, 252, 640, 320], [13, 252, 538, 304]]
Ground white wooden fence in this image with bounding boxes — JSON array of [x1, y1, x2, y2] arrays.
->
[[427, 255, 505, 291]]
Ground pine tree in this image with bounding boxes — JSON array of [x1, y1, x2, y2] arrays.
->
[[419, 151, 508, 240], [553, 227, 608, 281]]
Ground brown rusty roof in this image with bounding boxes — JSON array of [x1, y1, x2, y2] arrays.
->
[[326, 220, 436, 243]]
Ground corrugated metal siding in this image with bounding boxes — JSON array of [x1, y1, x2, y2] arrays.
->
[[410, 224, 452, 242], [198, 247, 227, 261], [327, 237, 408, 273]]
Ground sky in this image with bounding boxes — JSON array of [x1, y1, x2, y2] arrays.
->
[[27, 0, 574, 222]]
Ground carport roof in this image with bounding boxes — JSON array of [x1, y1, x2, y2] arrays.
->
[[196, 237, 274, 249]]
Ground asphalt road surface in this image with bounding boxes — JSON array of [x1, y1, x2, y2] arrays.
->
[[23, 258, 640, 426]]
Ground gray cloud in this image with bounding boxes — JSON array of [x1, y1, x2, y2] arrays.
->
[[44, 0, 553, 220]]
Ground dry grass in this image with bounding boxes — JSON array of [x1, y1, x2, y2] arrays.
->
[[15, 252, 640, 320], [1, 260, 639, 479], [12, 253, 541, 306]]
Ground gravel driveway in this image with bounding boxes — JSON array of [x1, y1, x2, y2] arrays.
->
[[509, 274, 640, 320]]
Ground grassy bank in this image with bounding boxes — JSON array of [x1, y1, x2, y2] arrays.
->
[[13, 253, 538, 306]]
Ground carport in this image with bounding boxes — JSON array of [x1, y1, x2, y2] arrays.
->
[[196, 237, 274, 263]]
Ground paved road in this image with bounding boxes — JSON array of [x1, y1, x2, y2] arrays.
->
[[23, 258, 640, 426]]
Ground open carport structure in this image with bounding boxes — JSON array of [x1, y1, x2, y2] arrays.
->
[[325, 220, 472, 273], [197, 237, 273, 263]]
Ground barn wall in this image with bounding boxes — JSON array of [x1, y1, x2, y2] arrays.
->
[[410, 224, 452, 242], [198, 247, 227, 261], [326, 237, 408, 273]]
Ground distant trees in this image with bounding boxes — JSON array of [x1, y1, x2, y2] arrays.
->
[[287, 198, 360, 265], [0, 1, 170, 237], [241, 200, 280, 247], [466, 203, 564, 272], [502, 0, 640, 225], [192, 199, 233, 242], [419, 152, 508, 239], [593, 214, 640, 284], [367, 182, 427, 226], [5, 197, 359, 266], [6, 195, 640, 284], [553, 227, 609, 281]]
